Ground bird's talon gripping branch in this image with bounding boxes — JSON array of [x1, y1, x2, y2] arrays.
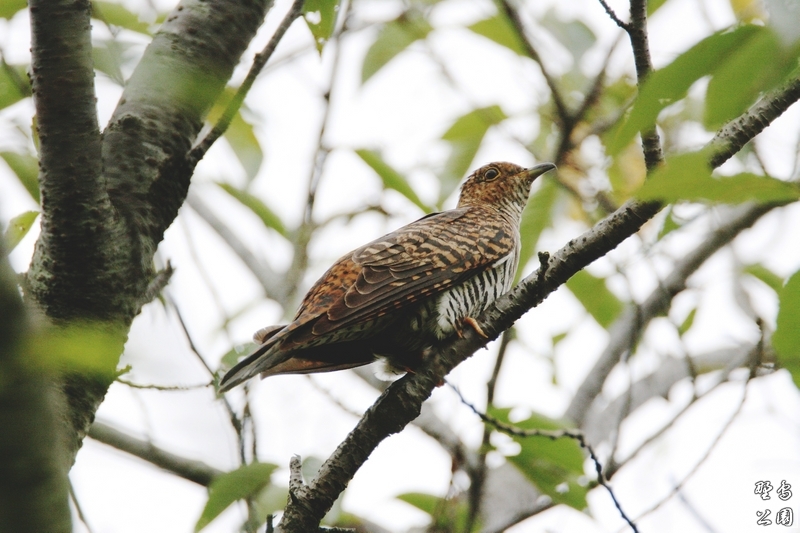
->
[[463, 317, 489, 339]]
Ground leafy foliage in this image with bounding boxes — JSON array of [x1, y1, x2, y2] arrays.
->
[[362, 12, 433, 83], [488, 408, 588, 510], [773, 270, 800, 387], [356, 149, 430, 212], [217, 183, 288, 238], [635, 150, 800, 204], [439, 105, 507, 205], [566, 270, 624, 328], [303, 0, 341, 53], [195, 462, 278, 532]]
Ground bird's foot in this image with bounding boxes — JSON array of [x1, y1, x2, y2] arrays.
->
[[462, 317, 488, 339]]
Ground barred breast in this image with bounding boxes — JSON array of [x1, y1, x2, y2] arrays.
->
[[432, 243, 520, 338]]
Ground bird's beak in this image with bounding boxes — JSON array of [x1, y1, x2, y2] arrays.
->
[[524, 162, 557, 182]]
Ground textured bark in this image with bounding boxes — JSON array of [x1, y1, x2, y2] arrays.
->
[[25, 0, 272, 470]]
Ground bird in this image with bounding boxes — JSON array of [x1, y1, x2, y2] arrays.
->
[[219, 161, 556, 391]]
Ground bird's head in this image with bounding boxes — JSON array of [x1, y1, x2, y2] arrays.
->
[[457, 161, 556, 219]]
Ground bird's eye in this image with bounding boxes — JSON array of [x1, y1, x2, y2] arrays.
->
[[484, 168, 499, 180]]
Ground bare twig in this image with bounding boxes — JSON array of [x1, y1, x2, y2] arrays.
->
[[564, 202, 777, 426], [69, 481, 96, 533], [188, 0, 305, 165], [597, 0, 630, 30], [450, 385, 639, 533], [622, 379, 750, 529], [115, 378, 211, 391], [466, 328, 513, 531], [88, 421, 222, 486], [498, 0, 570, 122]]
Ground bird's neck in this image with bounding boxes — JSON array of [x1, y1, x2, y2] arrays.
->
[[458, 194, 528, 225]]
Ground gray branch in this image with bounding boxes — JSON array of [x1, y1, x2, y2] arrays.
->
[[88, 421, 222, 486], [565, 202, 776, 426]]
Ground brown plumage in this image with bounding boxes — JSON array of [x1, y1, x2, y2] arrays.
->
[[219, 161, 556, 391]]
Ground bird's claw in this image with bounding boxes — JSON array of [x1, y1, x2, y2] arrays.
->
[[463, 317, 488, 339]]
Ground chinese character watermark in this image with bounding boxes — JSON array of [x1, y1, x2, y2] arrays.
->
[[755, 480, 794, 527]]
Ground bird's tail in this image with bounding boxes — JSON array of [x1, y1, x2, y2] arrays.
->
[[218, 325, 287, 392]]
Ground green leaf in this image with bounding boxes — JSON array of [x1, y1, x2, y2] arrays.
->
[[488, 407, 588, 510], [743, 264, 784, 294], [541, 9, 596, 62], [516, 177, 560, 281], [397, 492, 441, 515], [678, 307, 696, 337], [439, 105, 507, 204], [217, 183, 288, 238], [396, 492, 472, 531], [0, 63, 30, 111], [1, 151, 39, 203], [361, 13, 432, 83], [3, 210, 38, 253], [0, 0, 26, 19], [704, 29, 798, 129], [773, 270, 800, 388], [225, 112, 264, 181], [468, 13, 527, 56], [635, 150, 800, 204], [93, 39, 130, 86], [303, 0, 340, 53], [608, 24, 763, 155], [657, 206, 683, 240], [195, 462, 278, 532], [647, 0, 670, 15], [25, 322, 127, 378], [566, 270, 624, 328], [355, 149, 430, 212], [92, 1, 152, 34]]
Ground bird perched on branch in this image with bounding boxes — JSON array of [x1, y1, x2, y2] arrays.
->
[[219, 161, 556, 391]]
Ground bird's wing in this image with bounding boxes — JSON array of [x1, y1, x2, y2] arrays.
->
[[297, 206, 517, 337], [219, 207, 516, 390]]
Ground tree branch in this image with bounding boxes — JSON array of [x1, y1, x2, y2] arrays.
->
[[497, 0, 570, 123], [87, 421, 222, 486], [26, 0, 109, 320], [564, 202, 777, 426], [189, 0, 305, 165], [28, 0, 273, 469]]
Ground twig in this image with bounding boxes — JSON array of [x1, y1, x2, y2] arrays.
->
[[449, 385, 639, 533], [621, 379, 750, 529], [498, 0, 570, 122], [466, 327, 514, 531], [564, 202, 777, 425], [115, 378, 211, 391], [188, 0, 305, 165], [69, 480, 96, 533], [141, 261, 174, 305], [597, 0, 630, 30], [88, 421, 222, 486], [283, 1, 350, 306], [166, 295, 244, 454]]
